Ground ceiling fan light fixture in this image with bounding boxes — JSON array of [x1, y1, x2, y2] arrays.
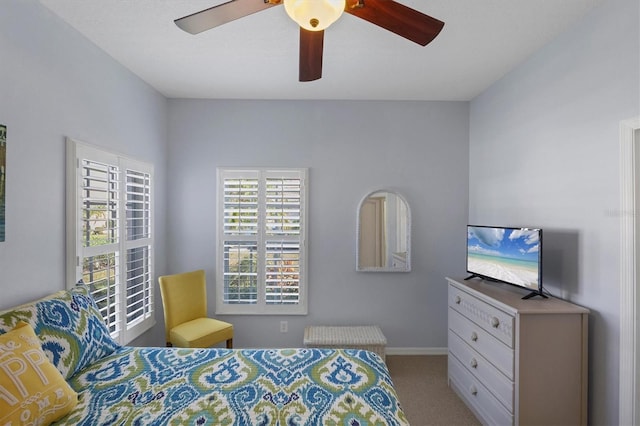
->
[[284, 0, 346, 31]]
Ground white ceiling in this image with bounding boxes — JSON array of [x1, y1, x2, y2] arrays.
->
[[38, 0, 604, 101]]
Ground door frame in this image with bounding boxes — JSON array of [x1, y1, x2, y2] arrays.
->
[[619, 116, 640, 425]]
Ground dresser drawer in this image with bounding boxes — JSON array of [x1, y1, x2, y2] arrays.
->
[[449, 284, 514, 347], [448, 355, 513, 426], [449, 330, 514, 412], [449, 308, 514, 379]]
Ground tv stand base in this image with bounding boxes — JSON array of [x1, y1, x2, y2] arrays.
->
[[522, 290, 548, 300], [464, 274, 499, 282]]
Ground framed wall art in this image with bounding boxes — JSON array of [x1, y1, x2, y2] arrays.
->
[[0, 124, 5, 242]]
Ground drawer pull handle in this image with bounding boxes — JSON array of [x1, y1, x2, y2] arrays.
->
[[491, 316, 500, 328], [469, 385, 478, 396], [470, 358, 478, 369], [455, 295, 461, 304], [471, 331, 478, 342]]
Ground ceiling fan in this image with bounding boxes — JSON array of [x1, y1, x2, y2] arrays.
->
[[174, 0, 444, 82]]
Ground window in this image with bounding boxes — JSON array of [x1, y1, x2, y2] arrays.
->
[[66, 139, 154, 345], [217, 168, 308, 315]]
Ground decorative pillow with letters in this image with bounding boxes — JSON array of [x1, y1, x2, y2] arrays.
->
[[0, 321, 78, 425]]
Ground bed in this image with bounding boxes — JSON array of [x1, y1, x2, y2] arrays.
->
[[0, 285, 408, 425]]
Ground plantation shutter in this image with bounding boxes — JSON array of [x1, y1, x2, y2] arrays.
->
[[222, 171, 259, 305], [67, 140, 155, 345], [79, 156, 122, 336], [122, 164, 154, 343], [217, 168, 307, 315], [265, 174, 302, 305]]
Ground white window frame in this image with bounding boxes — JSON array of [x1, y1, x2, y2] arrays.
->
[[216, 167, 308, 315], [66, 138, 155, 345]]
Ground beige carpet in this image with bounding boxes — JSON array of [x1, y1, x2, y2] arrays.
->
[[386, 355, 481, 426]]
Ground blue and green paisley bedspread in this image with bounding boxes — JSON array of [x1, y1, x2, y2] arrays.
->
[[56, 346, 409, 425]]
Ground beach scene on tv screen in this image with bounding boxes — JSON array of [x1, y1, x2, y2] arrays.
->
[[467, 227, 540, 289]]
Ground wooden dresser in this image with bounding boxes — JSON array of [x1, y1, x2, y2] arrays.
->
[[446, 277, 589, 426]]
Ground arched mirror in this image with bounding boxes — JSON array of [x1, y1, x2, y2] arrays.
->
[[356, 190, 411, 272]]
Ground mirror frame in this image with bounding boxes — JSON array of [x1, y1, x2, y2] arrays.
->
[[356, 189, 411, 272]]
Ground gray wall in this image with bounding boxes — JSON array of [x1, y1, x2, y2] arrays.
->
[[0, 1, 168, 318], [468, 0, 639, 424], [166, 99, 470, 349], [2, 0, 637, 424]]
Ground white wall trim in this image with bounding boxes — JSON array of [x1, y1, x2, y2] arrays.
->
[[620, 116, 640, 426], [386, 347, 448, 356]]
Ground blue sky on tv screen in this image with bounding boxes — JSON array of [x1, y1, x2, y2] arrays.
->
[[467, 227, 540, 262]]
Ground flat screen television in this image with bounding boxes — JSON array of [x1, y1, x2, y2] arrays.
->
[[466, 225, 546, 299]]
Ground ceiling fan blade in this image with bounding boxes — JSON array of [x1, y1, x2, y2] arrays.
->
[[345, 0, 444, 46], [175, 0, 281, 35], [299, 29, 324, 82]]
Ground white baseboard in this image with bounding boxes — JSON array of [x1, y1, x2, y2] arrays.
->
[[386, 347, 448, 356]]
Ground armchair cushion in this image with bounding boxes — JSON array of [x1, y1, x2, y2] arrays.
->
[[170, 317, 233, 348]]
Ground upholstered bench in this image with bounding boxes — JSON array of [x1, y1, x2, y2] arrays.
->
[[303, 325, 387, 361]]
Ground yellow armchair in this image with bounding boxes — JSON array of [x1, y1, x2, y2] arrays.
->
[[158, 269, 233, 348]]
